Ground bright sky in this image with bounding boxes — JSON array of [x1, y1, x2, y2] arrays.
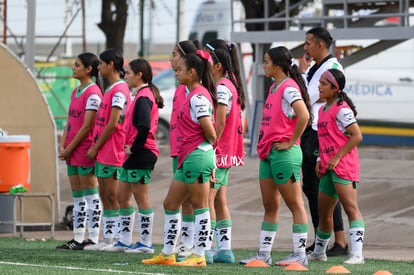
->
[[4, 0, 201, 45]]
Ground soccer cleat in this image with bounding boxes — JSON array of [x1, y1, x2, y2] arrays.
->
[[83, 240, 113, 251], [344, 254, 365, 264], [174, 253, 206, 267], [101, 241, 132, 252], [81, 239, 96, 249], [142, 253, 176, 265], [239, 251, 272, 265], [275, 253, 308, 266], [213, 250, 235, 263], [205, 250, 213, 264], [175, 243, 193, 258], [125, 242, 155, 254], [55, 239, 84, 250], [307, 252, 328, 262], [327, 243, 348, 256]]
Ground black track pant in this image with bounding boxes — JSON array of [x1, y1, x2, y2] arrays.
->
[[301, 127, 344, 232]]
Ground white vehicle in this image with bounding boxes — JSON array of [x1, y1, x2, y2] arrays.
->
[[188, 0, 244, 45], [343, 39, 414, 124]]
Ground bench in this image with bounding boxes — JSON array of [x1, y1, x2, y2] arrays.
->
[[0, 192, 55, 238]]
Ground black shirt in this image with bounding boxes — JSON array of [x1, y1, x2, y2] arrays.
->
[[123, 96, 157, 170]]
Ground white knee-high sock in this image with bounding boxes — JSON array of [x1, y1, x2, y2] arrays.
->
[[138, 208, 154, 247], [84, 188, 101, 243], [193, 208, 211, 256], [259, 221, 278, 253], [217, 219, 232, 250], [181, 214, 195, 248], [72, 192, 86, 243], [119, 207, 135, 246], [162, 210, 181, 255], [314, 227, 331, 254], [102, 209, 116, 241], [349, 220, 365, 257], [292, 224, 308, 257]]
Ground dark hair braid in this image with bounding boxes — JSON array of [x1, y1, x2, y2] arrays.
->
[[327, 68, 358, 117], [267, 46, 312, 124], [213, 48, 240, 105], [208, 40, 246, 110]]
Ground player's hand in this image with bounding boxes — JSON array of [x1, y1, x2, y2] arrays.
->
[[315, 159, 323, 178], [87, 146, 97, 160], [210, 168, 219, 184], [326, 155, 341, 171], [273, 141, 292, 151], [124, 145, 132, 155]]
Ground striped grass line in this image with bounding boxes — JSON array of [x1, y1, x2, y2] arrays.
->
[[0, 261, 168, 275]]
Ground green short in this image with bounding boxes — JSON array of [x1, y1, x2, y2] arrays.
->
[[67, 164, 94, 176], [94, 161, 121, 179], [259, 144, 302, 184], [173, 148, 215, 183], [120, 168, 152, 183], [212, 167, 230, 190], [172, 156, 178, 174], [319, 170, 358, 199]]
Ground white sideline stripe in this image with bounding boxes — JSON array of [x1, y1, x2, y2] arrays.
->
[[0, 261, 167, 274]]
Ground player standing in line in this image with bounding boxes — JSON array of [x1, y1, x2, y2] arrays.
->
[[168, 40, 203, 260], [204, 39, 246, 264], [300, 27, 348, 256], [142, 50, 216, 266], [56, 52, 103, 250], [103, 59, 163, 253], [85, 49, 131, 251], [240, 46, 311, 266], [308, 68, 365, 265]]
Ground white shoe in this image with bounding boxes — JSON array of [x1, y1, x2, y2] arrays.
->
[[125, 242, 155, 254], [275, 253, 308, 266], [175, 243, 193, 258], [344, 254, 365, 264], [239, 251, 272, 265], [83, 240, 113, 251], [307, 252, 328, 262], [101, 241, 132, 252]]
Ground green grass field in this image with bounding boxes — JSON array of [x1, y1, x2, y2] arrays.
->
[[0, 238, 411, 274]]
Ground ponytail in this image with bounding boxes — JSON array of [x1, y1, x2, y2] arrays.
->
[[207, 40, 246, 110], [228, 42, 246, 110], [267, 46, 312, 125], [288, 63, 312, 124], [149, 82, 164, 109], [338, 92, 357, 117]]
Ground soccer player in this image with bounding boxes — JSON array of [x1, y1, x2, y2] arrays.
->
[[56, 52, 102, 250], [308, 68, 365, 264], [85, 49, 131, 251], [204, 39, 246, 264], [142, 50, 216, 266], [240, 46, 311, 266]]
